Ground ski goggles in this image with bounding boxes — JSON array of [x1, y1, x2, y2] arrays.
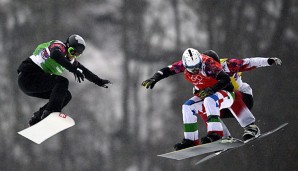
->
[[185, 64, 201, 74]]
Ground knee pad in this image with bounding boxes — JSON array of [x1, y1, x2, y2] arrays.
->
[[204, 95, 218, 107], [182, 99, 197, 114], [182, 104, 192, 114]]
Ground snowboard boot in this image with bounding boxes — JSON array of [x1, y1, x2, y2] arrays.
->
[[41, 110, 52, 120], [201, 132, 222, 144], [28, 111, 42, 126], [243, 123, 261, 142], [174, 139, 199, 151]]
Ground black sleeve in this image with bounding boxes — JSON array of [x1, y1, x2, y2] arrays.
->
[[77, 62, 103, 84], [210, 70, 232, 92], [151, 67, 176, 81], [50, 47, 77, 73]]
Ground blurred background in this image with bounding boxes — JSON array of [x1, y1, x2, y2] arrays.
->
[[0, 0, 297, 170]]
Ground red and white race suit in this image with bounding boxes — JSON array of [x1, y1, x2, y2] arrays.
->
[[168, 54, 235, 143], [169, 56, 272, 142]]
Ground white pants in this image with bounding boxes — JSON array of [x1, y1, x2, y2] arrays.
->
[[182, 91, 235, 141], [182, 90, 256, 141]]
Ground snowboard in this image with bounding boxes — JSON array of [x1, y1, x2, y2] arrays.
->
[[158, 123, 288, 161], [158, 138, 243, 160], [18, 112, 75, 144], [194, 122, 288, 165]]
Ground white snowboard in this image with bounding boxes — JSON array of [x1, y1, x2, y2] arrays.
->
[[158, 123, 288, 162], [18, 112, 75, 144], [158, 138, 243, 160], [194, 122, 288, 165]]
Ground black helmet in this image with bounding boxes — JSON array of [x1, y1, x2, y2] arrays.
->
[[66, 34, 86, 54], [203, 50, 220, 63]]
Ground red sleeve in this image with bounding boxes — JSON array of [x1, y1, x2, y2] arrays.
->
[[226, 58, 255, 73], [168, 60, 185, 74]]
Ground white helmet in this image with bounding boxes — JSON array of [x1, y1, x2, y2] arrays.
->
[[182, 48, 202, 74]]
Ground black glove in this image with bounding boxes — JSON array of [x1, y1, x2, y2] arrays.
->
[[268, 57, 282, 65], [96, 79, 111, 88], [74, 68, 85, 83], [142, 78, 157, 89], [195, 87, 214, 99]]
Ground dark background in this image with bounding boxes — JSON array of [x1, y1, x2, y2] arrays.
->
[[0, 0, 297, 170]]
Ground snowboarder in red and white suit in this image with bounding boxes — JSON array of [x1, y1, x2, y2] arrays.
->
[[202, 50, 282, 140], [142, 48, 237, 150]]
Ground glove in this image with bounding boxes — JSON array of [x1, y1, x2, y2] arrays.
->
[[195, 87, 214, 99], [96, 79, 111, 88], [268, 57, 282, 66], [74, 68, 85, 83], [141, 78, 157, 89]]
